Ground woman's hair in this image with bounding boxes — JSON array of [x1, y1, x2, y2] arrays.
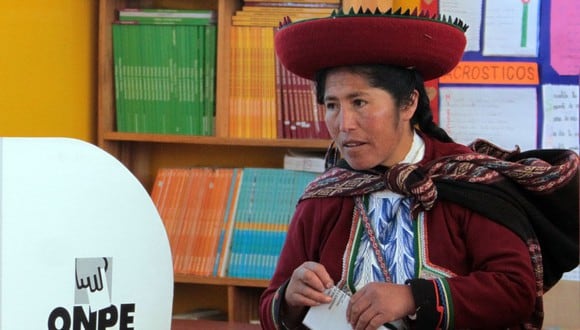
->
[[314, 64, 453, 143]]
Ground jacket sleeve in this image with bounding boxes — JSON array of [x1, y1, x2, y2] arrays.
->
[[409, 205, 537, 329], [259, 197, 352, 330]]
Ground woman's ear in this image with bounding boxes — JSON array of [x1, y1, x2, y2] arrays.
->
[[401, 89, 419, 121]]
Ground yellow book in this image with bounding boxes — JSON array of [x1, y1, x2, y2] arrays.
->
[[240, 26, 252, 138], [248, 27, 261, 138], [229, 5, 335, 137], [263, 27, 277, 139]]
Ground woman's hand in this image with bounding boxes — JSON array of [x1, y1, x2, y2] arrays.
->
[[285, 261, 334, 307], [347, 282, 416, 330], [280, 262, 335, 328]]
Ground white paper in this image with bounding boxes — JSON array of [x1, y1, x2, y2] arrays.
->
[[561, 266, 580, 282], [483, 0, 540, 57], [303, 286, 395, 330], [541, 84, 580, 153], [86, 267, 112, 311], [439, 87, 538, 151], [439, 0, 483, 52]]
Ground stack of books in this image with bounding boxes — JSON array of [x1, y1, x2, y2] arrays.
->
[[275, 55, 332, 139], [151, 167, 319, 279], [227, 0, 339, 139], [283, 150, 326, 173], [112, 9, 217, 135]]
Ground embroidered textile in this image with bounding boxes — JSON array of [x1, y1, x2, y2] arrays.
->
[[354, 193, 415, 289]]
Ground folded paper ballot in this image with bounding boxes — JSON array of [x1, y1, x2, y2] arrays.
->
[[303, 286, 405, 330]]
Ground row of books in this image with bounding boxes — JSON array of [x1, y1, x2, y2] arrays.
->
[[112, 9, 217, 135], [228, 26, 277, 139], [227, 2, 338, 139], [151, 167, 319, 279], [276, 56, 332, 139], [111, 6, 335, 139]]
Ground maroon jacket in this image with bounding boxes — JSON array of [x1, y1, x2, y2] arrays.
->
[[259, 134, 536, 329]]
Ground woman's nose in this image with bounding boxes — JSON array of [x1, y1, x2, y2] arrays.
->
[[339, 107, 356, 132]]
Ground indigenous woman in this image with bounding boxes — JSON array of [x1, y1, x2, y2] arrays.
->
[[259, 8, 579, 330]]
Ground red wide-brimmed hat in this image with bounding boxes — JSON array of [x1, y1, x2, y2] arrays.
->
[[274, 8, 468, 81]]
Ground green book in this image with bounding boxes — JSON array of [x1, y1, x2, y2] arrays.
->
[[112, 17, 217, 136], [174, 25, 199, 135], [113, 24, 145, 132], [113, 23, 176, 133], [119, 8, 216, 25], [204, 25, 217, 136], [112, 24, 127, 132]]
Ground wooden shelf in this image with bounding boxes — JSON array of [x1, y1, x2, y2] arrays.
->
[[103, 131, 331, 149], [174, 274, 269, 288], [97, 0, 327, 323]]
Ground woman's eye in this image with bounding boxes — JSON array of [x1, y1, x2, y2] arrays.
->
[[325, 102, 337, 110]]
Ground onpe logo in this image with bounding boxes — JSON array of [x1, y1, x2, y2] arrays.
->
[[75, 257, 112, 306], [47, 257, 136, 330]]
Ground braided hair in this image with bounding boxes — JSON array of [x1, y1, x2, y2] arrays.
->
[[314, 64, 453, 143]]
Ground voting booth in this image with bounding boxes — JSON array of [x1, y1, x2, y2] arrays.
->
[[0, 138, 173, 329]]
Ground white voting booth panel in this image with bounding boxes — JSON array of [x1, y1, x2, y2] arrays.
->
[[0, 138, 173, 330]]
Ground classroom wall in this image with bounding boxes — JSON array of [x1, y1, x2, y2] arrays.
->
[[0, 1, 97, 143]]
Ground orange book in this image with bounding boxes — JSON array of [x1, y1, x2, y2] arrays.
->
[[150, 168, 173, 233], [196, 168, 221, 275], [196, 168, 219, 275], [216, 169, 244, 277], [198, 169, 219, 275], [150, 168, 171, 211], [200, 168, 234, 275], [176, 168, 207, 274], [164, 168, 192, 274]]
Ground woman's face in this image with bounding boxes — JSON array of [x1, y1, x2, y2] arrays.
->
[[324, 69, 417, 170]]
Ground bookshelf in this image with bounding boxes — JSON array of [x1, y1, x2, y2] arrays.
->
[[97, 0, 329, 323]]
